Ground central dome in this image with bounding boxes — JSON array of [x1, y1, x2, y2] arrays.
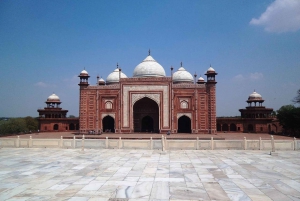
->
[[133, 55, 166, 77]]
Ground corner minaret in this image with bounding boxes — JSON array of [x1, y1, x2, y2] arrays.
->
[[205, 65, 218, 134], [78, 69, 90, 88], [78, 69, 90, 133]]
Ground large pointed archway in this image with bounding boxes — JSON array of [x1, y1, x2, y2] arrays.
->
[[103, 115, 115, 133], [178, 115, 191, 133], [133, 97, 159, 133]]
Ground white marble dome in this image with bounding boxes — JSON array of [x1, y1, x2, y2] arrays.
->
[[98, 77, 105, 85], [80, 69, 88, 75], [206, 66, 215, 73], [106, 68, 128, 84], [198, 76, 205, 82], [47, 93, 60, 102], [248, 91, 263, 100], [133, 55, 166, 77], [173, 67, 194, 83]]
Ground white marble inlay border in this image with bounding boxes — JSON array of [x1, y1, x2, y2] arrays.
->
[[177, 113, 192, 119], [101, 113, 115, 119], [123, 85, 169, 128], [132, 94, 160, 105]]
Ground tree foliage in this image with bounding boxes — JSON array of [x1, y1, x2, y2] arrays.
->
[[277, 105, 300, 137], [293, 89, 300, 104], [0, 117, 39, 136]]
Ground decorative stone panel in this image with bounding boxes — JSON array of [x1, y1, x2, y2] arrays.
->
[[101, 113, 115, 119], [123, 85, 169, 128], [177, 113, 192, 119]]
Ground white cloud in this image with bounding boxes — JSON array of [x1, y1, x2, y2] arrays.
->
[[233, 72, 264, 81], [34, 82, 56, 88], [250, 0, 300, 33], [233, 74, 246, 81], [249, 72, 264, 80], [63, 75, 80, 88]]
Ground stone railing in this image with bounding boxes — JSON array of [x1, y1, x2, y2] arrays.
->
[[0, 135, 299, 151]]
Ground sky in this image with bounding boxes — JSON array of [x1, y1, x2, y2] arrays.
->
[[0, 0, 300, 117]]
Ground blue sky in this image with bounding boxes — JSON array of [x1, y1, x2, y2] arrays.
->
[[0, 0, 299, 117]]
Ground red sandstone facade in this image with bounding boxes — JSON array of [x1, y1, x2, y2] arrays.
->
[[78, 54, 217, 134], [37, 94, 79, 132]]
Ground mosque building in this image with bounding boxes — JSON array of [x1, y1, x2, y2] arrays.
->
[[37, 51, 281, 134], [78, 52, 217, 134]]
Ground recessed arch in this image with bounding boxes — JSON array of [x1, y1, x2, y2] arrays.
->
[[180, 101, 188, 109], [133, 97, 159, 133], [53, 124, 59, 131], [178, 115, 191, 133], [105, 101, 113, 109], [103, 115, 115, 133], [230, 123, 237, 131], [69, 123, 75, 130], [141, 116, 154, 132], [248, 124, 254, 132], [222, 124, 229, 131]]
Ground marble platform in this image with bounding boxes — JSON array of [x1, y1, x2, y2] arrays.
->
[[0, 148, 299, 201]]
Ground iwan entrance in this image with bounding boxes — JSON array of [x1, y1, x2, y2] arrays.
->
[[133, 97, 159, 133]]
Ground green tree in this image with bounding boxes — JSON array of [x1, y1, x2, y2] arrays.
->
[[0, 118, 27, 135], [293, 89, 300, 104], [277, 105, 300, 137], [24, 116, 38, 131]]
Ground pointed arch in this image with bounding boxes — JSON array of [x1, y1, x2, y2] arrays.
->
[[178, 115, 191, 133], [133, 97, 159, 133], [102, 115, 115, 133]]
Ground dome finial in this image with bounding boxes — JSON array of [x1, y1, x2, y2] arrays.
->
[[180, 62, 183, 67], [194, 72, 197, 78], [117, 63, 119, 69], [148, 49, 151, 56]]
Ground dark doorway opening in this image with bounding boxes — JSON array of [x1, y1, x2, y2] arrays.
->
[[141, 116, 154, 132], [133, 97, 159, 133], [69, 123, 75, 130], [103, 116, 115, 133], [222, 124, 229, 131], [248, 124, 254, 132], [230, 123, 237, 131], [178, 115, 191, 133], [53, 124, 58, 131]]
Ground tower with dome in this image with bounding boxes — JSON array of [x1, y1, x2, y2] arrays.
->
[[216, 90, 281, 133], [78, 52, 217, 134], [37, 93, 79, 132]]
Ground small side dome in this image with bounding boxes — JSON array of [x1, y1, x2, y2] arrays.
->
[[80, 69, 89, 75], [106, 68, 128, 84], [47, 93, 60, 102], [248, 91, 263, 100], [197, 76, 205, 84], [173, 67, 194, 83], [98, 77, 105, 85], [133, 55, 166, 77], [206, 66, 215, 73]]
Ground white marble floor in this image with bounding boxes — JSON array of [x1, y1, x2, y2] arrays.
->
[[0, 148, 299, 201]]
